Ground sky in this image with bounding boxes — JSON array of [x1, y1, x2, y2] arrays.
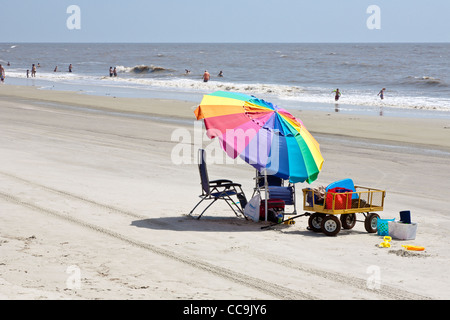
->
[[1, 0, 449, 43]]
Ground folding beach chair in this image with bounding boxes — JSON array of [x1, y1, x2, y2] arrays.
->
[[252, 171, 297, 215], [189, 149, 248, 219]]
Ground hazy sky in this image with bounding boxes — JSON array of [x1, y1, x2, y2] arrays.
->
[[1, 0, 449, 43]]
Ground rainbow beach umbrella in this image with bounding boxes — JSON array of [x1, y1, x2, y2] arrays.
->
[[194, 91, 324, 184]]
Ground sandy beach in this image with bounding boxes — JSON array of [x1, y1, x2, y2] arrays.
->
[[1, 84, 450, 300]]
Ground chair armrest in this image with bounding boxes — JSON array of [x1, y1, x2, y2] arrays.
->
[[221, 183, 242, 188], [210, 182, 243, 190], [209, 179, 234, 186]]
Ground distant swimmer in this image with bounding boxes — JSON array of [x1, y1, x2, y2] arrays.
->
[[54, 66, 58, 72], [113, 67, 117, 77], [378, 88, 386, 100], [109, 67, 113, 77], [218, 70, 223, 77], [68, 64, 73, 72], [202, 70, 210, 82], [332, 88, 341, 101], [185, 69, 191, 74], [31, 64, 36, 77], [0, 64, 5, 83]]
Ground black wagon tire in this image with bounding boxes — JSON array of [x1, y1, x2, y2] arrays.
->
[[340, 213, 357, 229], [364, 213, 380, 233], [308, 213, 325, 232], [321, 215, 341, 236]]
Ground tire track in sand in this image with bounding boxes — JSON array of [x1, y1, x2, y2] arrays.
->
[[0, 171, 431, 300], [0, 172, 315, 300], [261, 255, 431, 300]]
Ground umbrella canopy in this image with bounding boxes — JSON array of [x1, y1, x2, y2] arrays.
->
[[194, 91, 324, 184]]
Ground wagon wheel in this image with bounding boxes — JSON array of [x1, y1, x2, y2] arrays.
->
[[364, 213, 380, 233], [340, 213, 356, 229], [321, 215, 342, 236], [308, 212, 325, 232]]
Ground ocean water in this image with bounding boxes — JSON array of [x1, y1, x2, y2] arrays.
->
[[1, 43, 450, 118]]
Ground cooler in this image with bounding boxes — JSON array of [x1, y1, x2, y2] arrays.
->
[[260, 198, 285, 222]]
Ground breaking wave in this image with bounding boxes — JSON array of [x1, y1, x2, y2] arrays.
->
[[403, 76, 448, 88], [115, 65, 172, 74]]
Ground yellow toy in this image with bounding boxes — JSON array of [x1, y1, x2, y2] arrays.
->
[[402, 245, 425, 251], [379, 236, 392, 248]]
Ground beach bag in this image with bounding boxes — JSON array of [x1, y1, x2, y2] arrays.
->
[[377, 218, 395, 236], [305, 186, 326, 207], [244, 194, 260, 222], [326, 187, 353, 210]]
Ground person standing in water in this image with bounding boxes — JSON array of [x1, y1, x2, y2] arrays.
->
[[202, 70, 210, 82], [378, 88, 386, 100], [0, 64, 5, 83], [31, 64, 37, 77], [332, 88, 341, 101], [68, 64, 73, 72]]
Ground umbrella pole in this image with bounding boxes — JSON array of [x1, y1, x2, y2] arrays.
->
[[264, 172, 268, 222]]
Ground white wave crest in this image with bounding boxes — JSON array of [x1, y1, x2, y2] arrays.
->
[[115, 65, 171, 74]]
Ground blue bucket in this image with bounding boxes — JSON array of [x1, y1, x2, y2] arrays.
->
[[377, 218, 395, 236]]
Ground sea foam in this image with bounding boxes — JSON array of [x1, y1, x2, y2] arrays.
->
[[5, 68, 450, 113]]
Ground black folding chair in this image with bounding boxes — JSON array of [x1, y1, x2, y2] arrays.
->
[[189, 149, 247, 219]]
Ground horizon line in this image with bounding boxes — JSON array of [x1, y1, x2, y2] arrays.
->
[[1, 41, 450, 45]]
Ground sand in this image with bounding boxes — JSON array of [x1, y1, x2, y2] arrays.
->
[[1, 84, 450, 300]]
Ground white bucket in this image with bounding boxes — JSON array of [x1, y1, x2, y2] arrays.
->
[[388, 221, 418, 240]]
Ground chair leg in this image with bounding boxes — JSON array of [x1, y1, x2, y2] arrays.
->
[[197, 198, 218, 219], [191, 192, 247, 220], [189, 197, 207, 216], [223, 197, 242, 217], [223, 195, 248, 219]]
